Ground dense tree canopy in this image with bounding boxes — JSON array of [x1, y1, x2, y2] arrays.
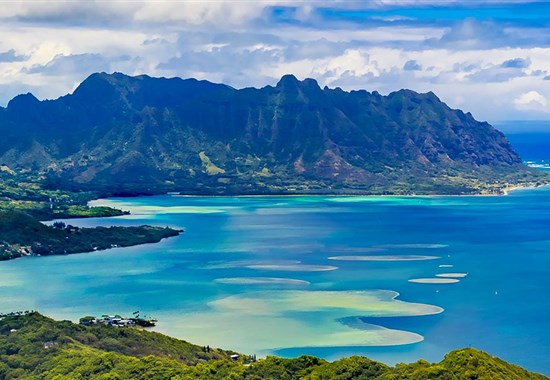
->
[[0, 313, 547, 380]]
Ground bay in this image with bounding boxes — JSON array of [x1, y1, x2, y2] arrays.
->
[[1, 188, 549, 374]]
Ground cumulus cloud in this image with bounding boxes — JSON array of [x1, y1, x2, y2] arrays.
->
[[403, 60, 422, 71], [0, 1, 549, 123], [0, 1, 291, 27], [0, 49, 28, 63], [24, 53, 125, 76], [132, 1, 277, 25], [514, 91, 549, 112], [434, 18, 550, 50], [502, 57, 531, 68], [466, 63, 527, 82], [437, 19, 504, 49], [0, 1, 137, 25]]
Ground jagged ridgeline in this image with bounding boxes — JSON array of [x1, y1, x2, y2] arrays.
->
[[0, 312, 547, 380], [0, 72, 545, 195]]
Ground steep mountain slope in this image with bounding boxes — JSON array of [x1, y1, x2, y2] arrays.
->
[[0, 72, 544, 195]]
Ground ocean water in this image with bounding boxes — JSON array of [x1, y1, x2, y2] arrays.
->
[[507, 131, 550, 170], [1, 189, 549, 374]]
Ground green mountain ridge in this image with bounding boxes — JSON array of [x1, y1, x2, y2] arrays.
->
[[0, 312, 547, 379], [1, 72, 547, 196]]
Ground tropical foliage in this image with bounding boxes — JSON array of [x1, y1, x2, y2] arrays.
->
[[0, 210, 180, 261], [0, 313, 547, 380], [1, 73, 548, 196]]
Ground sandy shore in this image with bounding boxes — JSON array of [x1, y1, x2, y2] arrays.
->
[[501, 183, 550, 195]]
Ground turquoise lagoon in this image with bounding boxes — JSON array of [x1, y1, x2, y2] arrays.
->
[[1, 188, 549, 374]]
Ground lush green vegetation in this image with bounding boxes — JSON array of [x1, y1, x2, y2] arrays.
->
[[0, 168, 125, 220], [1, 72, 549, 196], [0, 210, 180, 261], [0, 167, 181, 261], [0, 313, 547, 380]]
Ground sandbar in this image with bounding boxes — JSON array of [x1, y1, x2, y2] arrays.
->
[[436, 273, 467, 278], [328, 255, 439, 261], [408, 278, 460, 284], [214, 277, 310, 286]]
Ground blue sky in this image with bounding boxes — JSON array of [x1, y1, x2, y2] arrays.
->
[[0, 0, 549, 125]]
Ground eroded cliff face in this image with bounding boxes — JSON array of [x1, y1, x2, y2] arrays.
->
[[0, 72, 536, 195]]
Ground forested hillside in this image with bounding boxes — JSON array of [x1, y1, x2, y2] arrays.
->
[[0, 313, 547, 380], [1, 72, 546, 195]]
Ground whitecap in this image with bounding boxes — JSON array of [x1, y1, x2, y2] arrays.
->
[[438, 264, 454, 268]]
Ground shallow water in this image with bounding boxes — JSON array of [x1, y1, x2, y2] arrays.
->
[[1, 188, 549, 374]]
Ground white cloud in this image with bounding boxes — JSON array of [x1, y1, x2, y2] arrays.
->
[[328, 0, 529, 8], [0, 1, 549, 124], [272, 26, 445, 44], [132, 1, 272, 25], [0, 1, 293, 27], [514, 91, 549, 112]]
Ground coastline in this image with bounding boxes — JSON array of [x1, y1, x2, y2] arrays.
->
[[0, 209, 183, 262], [3, 185, 550, 375], [4, 182, 547, 263], [501, 183, 550, 195], [118, 182, 550, 200]]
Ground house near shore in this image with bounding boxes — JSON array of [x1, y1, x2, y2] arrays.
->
[[79, 313, 155, 327]]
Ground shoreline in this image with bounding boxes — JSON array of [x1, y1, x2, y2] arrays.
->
[[114, 183, 550, 200], [501, 183, 550, 195], [3, 188, 550, 376], [5, 183, 547, 263]]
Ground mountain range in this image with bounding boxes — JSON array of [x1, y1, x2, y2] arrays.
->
[[0, 72, 545, 195]]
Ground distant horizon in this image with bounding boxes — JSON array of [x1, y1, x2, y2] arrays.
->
[[494, 120, 550, 133]]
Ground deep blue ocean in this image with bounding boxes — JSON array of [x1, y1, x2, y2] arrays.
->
[[507, 131, 550, 169], [0, 132, 548, 375]]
